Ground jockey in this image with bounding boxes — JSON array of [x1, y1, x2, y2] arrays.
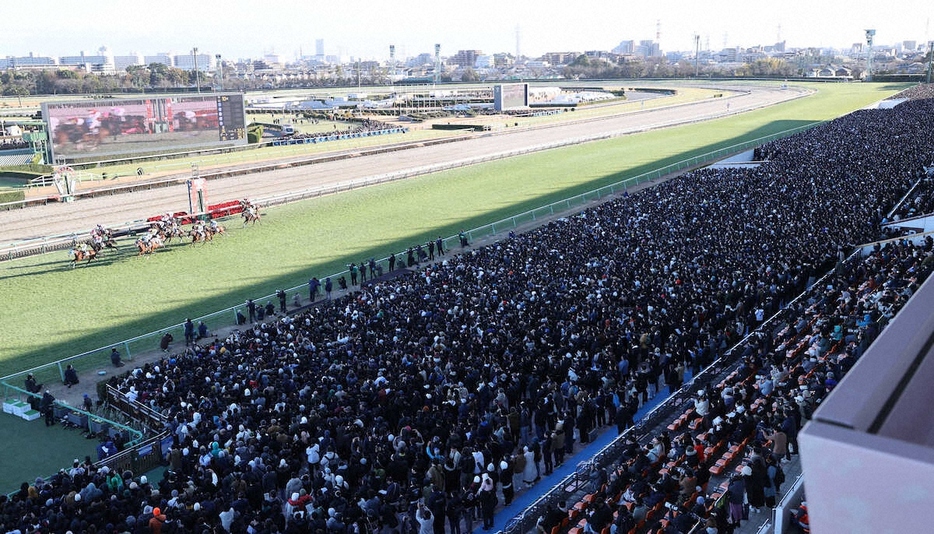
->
[[209, 220, 219, 232]]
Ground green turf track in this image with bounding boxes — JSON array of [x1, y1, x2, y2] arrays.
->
[[0, 414, 98, 490], [0, 81, 909, 378]]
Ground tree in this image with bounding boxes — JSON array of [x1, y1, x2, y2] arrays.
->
[[4, 85, 29, 107], [166, 67, 188, 87], [570, 54, 591, 67], [461, 67, 480, 82], [125, 65, 151, 91]]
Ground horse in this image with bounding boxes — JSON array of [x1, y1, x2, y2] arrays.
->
[[70, 247, 97, 268], [189, 228, 213, 246], [136, 235, 164, 255], [242, 207, 261, 227], [158, 225, 186, 246], [207, 223, 226, 238], [89, 227, 119, 252], [148, 235, 164, 253], [135, 238, 150, 256]]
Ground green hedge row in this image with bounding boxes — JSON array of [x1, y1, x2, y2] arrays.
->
[[0, 189, 26, 206]]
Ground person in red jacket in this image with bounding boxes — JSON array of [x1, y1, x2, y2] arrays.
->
[[149, 507, 166, 534]]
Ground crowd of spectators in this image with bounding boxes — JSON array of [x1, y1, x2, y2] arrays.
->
[[0, 138, 30, 151], [559, 236, 933, 534], [888, 169, 934, 223], [287, 119, 403, 142], [3, 91, 934, 534]]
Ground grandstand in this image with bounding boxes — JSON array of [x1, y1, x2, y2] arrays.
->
[[2, 86, 934, 534]]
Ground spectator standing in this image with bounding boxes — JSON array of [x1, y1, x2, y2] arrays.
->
[[309, 277, 320, 301], [40, 390, 55, 427], [277, 289, 287, 313], [184, 318, 195, 345], [247, 299, 256, 323]]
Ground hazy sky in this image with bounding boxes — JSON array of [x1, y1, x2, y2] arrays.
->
[[4, 0, 932, 61]]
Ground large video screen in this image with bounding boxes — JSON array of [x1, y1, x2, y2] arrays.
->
[[493, 83, 529, 111], [43, 94, 246, 161]]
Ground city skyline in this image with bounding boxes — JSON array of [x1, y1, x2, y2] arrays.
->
[[4, 0, 933, 62]]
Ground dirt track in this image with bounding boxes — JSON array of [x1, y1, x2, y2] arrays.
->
[[0, 85, 804, 244]]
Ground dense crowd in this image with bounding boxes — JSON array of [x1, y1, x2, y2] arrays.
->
[[561, 236, 933, 534], [0, 138, 30, 151], [3, 93, 934, 534], [287, 119, 403, 142]]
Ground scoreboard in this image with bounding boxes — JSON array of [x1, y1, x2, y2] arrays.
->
[[44, 93, 248, 162], [217, 94, 246, 141]]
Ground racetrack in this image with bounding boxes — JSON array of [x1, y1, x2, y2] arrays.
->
[[0, 84, 804, 244]]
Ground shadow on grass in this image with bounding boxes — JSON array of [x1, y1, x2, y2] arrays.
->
[[2, 119, 813, 375]]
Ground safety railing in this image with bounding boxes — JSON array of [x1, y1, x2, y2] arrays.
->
[[1, 383, 144, 446]]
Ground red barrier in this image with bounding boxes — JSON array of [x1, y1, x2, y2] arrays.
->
[[207, 200, 243, 218]]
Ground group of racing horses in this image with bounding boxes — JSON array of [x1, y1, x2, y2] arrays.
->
[[68, 200, 260, 267]]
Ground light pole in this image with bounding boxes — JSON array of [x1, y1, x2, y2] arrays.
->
[[694, 34, 701, 78], [927, 41, 933, 85], [215, 54, 223, 91], [864, 29, 875, 82], [192, 47, 201, 93]]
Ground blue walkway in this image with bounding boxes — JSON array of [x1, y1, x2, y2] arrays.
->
[[475, 377, 691, 534]]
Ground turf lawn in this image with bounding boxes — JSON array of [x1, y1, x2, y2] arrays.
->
[[0, 81, 909, 379], [0, 413, 98, 491]]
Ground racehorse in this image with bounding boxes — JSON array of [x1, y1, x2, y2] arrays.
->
[[89, 227, 119, 253], [240, 199, 261, 227], [158, 225, 186, 245], [241, 207, 261, 227], [208, 223, 226, 237], [69, 247, 98, 268], [189, 226, 213, 246], [136, 235, 164, 256]]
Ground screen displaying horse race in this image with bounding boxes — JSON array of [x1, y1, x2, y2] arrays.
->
[[493, 83, 529, 111], [43, 94, 247, 161]]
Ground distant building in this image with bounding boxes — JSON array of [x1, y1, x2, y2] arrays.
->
[[492, 53, 514, 68], [451, 50, 482, 68], [613, 40, 635, 54], [113, 52, 144, 72], [175, 52, 216, 72], [144, 53, 174, 67], [636, 40, 661, 58], [541, 52, 581, 66], [0, 53, 57, 70], [59, 47, 115, 74], [409, 53, 434, 68], [475, 55, 494, 68]]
